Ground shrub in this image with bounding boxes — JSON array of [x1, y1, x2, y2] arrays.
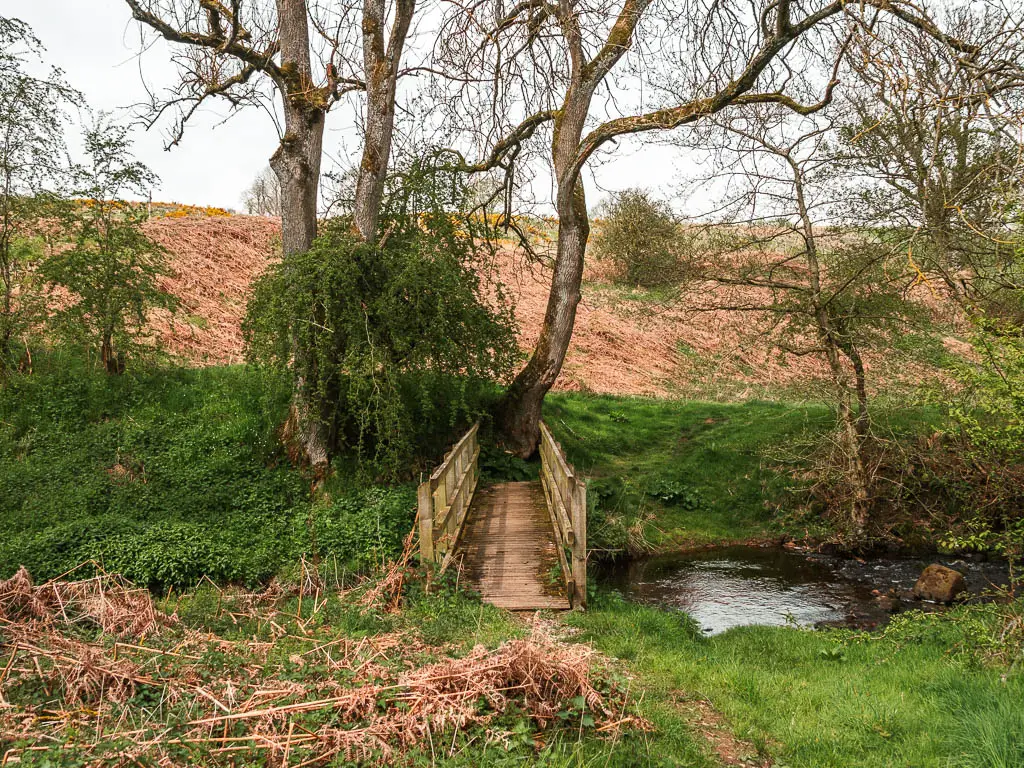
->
[[42, 120, 176, 373], [591, 189, 682, 288], [944, 329, 1024, 564], [244, 159, 518, 476]]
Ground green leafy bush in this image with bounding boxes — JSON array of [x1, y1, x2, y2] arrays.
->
[[591, 189, 683, 288], [943, 329, 1024, 564], [42, 120, 176, 373], [244, 159, 517, 476], [309, 486, 416, 572]]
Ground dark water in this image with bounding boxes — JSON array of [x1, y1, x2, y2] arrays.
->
[[602, 546, 1013, 634]]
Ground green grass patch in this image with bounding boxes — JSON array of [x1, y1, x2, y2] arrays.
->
[[567, 593, 1024, 768], [544, 393, 835, 551]]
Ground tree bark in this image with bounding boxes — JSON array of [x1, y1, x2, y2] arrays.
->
[[352, 0, 414, 243], [270, 0, 331, 474], [500, 86, 592, 457]]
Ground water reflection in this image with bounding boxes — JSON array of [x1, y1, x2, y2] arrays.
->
[[603, 546, 1011, 635]]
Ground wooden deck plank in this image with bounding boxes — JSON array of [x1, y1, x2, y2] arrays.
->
[[455, 481, 570, 611]]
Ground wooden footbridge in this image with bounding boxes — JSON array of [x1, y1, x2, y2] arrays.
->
[[417, 422, 587, 610]]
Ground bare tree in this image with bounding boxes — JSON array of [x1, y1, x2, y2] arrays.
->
[[679, 104, 922, 539], [439, 0, 980, 456], [840, 6, 1024, 314], [242, 165, 282, 215]]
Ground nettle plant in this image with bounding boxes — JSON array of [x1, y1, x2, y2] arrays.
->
[[42, 120, 176, 373], [244, 158, 518, 476]]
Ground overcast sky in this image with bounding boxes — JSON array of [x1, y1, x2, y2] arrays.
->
[[7, 0, 690, 212]]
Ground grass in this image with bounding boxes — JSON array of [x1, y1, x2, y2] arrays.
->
[[543, 392, 950, 554], [5, 568, 1019, 767], [0, 356, 956, 589], [543, 393, 834, 551], [568, 593, 1024, 768]]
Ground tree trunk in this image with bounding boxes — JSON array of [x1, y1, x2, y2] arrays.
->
[[794, 156, 871, 540], [352, 0, 414, 243], [270, 106, 323, 258], [500, 91, 591, 457], [838, 341, 870, 438], [271, 0, 330, 475], [101, 330, 123, 375], [500, 184, 588, 455]]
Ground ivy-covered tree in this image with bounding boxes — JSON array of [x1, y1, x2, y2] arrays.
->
[[42, 120, 176, 374], [0, 18, 80, 374]]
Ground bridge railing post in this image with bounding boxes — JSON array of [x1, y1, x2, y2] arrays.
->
[[539, 420, 588, 610], [418, 481, 435, 563], [572, 480, 587, 609], [418, 421, 481, 568]]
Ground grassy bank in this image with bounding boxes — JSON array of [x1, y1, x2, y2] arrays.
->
[[4, 360, 841, 591], [0, 357, 415, 589], [544, 392, 951, 555], [543, 394, 834, 552], [569, 593, 1023, 768]]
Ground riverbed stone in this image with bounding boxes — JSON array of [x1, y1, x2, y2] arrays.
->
[[913, 564, 966, 603]]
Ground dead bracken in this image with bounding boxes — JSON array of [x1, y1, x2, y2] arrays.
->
[[0, 566, 646, 766]]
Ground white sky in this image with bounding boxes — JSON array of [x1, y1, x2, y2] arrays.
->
[[6, 0, 691, 212]]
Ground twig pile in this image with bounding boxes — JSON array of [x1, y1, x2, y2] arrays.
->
[[0, 567, 644, 766]]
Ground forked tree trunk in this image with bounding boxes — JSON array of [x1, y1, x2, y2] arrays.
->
[[495, 0, 649, 456], [271, 0, 330, 475], [795, 156, 871, 539]]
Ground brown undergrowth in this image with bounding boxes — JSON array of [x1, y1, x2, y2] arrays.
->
[[0, 563, 645, 766]]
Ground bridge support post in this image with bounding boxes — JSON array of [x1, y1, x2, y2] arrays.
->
[[418, 481, 435, 564], [572, 481, 587, 609]]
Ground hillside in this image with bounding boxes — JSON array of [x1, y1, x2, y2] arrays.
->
[[144, 213, 959, 397]]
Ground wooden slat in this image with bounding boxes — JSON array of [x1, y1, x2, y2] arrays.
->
[[457, 481, 571, 612]]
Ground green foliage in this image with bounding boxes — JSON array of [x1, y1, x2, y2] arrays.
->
[[592, 189, 683, 288], [0, 354, 415, 590], [943, 329, 1024, 563], [0, 18, 80, 373], [308, 486, 416, 572], [478, 444, 535, 482], [245, 157, 517, 476], [41, 120, 176, 373]]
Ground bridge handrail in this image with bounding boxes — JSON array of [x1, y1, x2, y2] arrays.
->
[[418, 422, 480, 568], [538, 421, 587, 608]]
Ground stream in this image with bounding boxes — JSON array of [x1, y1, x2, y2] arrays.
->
[[602, 545, 1013, 635]]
